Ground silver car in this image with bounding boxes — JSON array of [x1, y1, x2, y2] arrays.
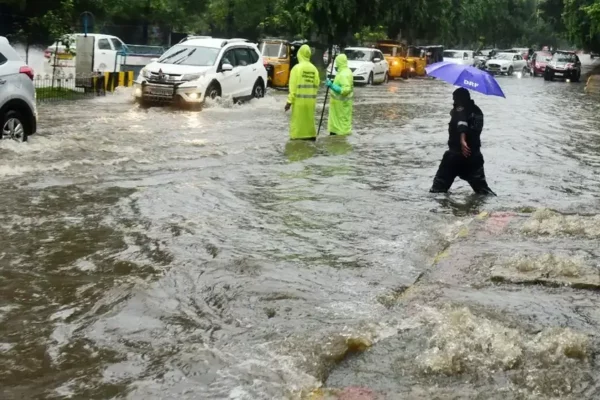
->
[[0, 36, 37, 142]]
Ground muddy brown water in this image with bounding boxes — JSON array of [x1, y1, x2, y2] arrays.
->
[[1, 57, 600, 399]]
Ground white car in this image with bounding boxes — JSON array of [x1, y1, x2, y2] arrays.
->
[[0, 36, 37, 142], [443, 50, 475, 65], [44, 33, 127, 75], [134, 37, 267, 107], [485, 52, 527, 75], [328, 47, 389, 85]]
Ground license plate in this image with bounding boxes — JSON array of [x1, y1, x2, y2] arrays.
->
[[555, 72, 563, 76], [147, 86, 173, 96]]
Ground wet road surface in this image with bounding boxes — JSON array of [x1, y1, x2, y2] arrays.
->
[[1, 57, 600, 399]]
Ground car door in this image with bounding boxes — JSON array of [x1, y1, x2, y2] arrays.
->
[[377, 50, 388, 80], [372, 50, 384, 82], [233, 47, 255, 97], [110, 38, 126, 72], [217, 49, 241, 98], [95, 37, 117, 72]]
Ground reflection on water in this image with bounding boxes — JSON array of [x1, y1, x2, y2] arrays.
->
[[1, 59, 600, 399]]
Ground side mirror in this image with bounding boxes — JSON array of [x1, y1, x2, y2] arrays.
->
[[373, 58, 381, 62], [221, 63, 233, 72]]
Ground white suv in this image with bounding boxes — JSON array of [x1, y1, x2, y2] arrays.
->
[[134, 37, 268, 106], [0, 36, 37, 142]]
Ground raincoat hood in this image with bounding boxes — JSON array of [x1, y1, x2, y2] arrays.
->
[[297, 45, 312, 63], [335, 54, 348, 70]]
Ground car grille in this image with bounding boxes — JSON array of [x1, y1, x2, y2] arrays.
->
[[143, 83, 175, 99], [487, 63, 500, 69], [148, 72, 181, 83]]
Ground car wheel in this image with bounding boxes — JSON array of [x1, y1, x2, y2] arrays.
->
[[508, 66, 514, 76], [522, 66, 529, 75], [252, 80, 265, 98], [1, 110, 29, 142], [206, 82, 221, 100], [367, 72, 373, 85]]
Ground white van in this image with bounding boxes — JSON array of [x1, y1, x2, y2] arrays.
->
[[443, 50, 475, 66], [43, 33, 127, 76]]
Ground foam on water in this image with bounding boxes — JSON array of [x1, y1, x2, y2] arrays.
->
[[522, 209, 600, 237], [415, 306, 591, 396], [505, 253, 583, 278]]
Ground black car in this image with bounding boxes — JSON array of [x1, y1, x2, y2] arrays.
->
[[544, 51, 581, 82]]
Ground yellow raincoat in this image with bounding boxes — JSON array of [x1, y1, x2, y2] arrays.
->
[[287, 45, 320, 139], [328, 54, 354, 135]]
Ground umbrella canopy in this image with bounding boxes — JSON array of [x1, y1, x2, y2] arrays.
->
[[425, 61, 506, 98]]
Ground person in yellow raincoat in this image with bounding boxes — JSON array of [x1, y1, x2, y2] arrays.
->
[[285, 45, 320, 141], [325, 54, 354, 136]]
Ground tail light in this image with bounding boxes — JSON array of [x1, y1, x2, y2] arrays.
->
[[19, 66, 34, 80]]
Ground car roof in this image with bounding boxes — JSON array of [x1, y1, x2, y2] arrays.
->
[[345, 47, 376, 51], [446, 49, 471, 52], [497, 52, 517, 56], [179, 38, 252, 48]]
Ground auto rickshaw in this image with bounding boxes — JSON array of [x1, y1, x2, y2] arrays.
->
[[406, 46, 427, 76], [375, 40, 410, 79], [259, 39, 309, 89], [421, 45, 444, 64]]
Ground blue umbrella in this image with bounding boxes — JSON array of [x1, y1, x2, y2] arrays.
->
[[425, 61, 506, 98]]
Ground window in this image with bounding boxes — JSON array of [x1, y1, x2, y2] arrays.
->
[[233, 48, 253, 66], [248, 48, 259, 64], [0, 52, 7, 66], [220, 50, 236, 67], [110, 39, 123, 51], [376, 51, 384, 60], [344, 49, 373, 62], [158, 45, 221, 66], [98, 39, 112, 50]]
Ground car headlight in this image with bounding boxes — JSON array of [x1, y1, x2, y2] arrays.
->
[[181, 73, 203, 81], [141, 68, 151, 79]]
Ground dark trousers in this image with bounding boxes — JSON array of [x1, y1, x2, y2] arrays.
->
[[430, 150, 496, 195]]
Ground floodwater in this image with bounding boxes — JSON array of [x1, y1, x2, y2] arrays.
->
[[1, 57, 600, 400]]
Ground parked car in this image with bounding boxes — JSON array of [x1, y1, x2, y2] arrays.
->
[[134, 37, 267, 107], [0, 36, 37, 142], [443, 50, 475, 65], [484, 52, 527, 75], [544, 51, 581, 82], [528, 51, 553, 77], [474, 49, 493, 69], [511, 47, 532, 61], [328, 47, 389, 85]]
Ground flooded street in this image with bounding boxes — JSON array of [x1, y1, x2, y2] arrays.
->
[[2, 57, 600, 399]]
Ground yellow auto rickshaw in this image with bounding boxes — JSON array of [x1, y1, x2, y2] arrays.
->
[[406, 46, 427, 76], [375, 40, 410, 79], [259, 39, 308, 89]]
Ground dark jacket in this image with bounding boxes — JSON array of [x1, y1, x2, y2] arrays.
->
[[448, 100, 484, 154]]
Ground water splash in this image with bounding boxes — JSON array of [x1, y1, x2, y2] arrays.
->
[[522, 209, 600, 237]]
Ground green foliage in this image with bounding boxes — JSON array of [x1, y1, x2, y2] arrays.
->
[[2, 0, 599, 51]]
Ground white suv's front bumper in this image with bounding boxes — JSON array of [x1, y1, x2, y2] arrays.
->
[[134, 81, 206, 103]]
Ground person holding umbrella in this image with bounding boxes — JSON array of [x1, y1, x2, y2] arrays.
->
[[430, 88, 495, 195], [425, 62, 502, 195]]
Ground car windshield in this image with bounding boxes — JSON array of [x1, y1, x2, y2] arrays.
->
[[261, 42, 286, 58], [443, 51, 462, 58], [344, 49, 373, 61], [158, 45, 220, 66], [536, 53, 552, 61], [554, 54, 576, 62], [494, 53, 513, 60], [377, 46, 395, 56]]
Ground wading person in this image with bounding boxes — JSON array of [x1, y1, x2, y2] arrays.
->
[[325, 54, 354, 136], [430, 87, 496, 195], [285, 44, 320, 140]]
